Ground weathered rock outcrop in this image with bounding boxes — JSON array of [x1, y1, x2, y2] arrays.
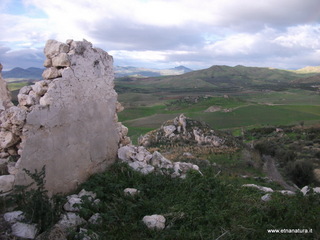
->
[[0, 39, 130, 194], [0, 64, 13, 112], [118, 145, 201, 178], [138, 114, 239, 150]]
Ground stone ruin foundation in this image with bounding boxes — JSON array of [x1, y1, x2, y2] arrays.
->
[[0, 39, 130, 195]]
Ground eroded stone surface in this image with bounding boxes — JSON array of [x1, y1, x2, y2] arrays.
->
[[118, 145, 201, 178], [0, 64, 13, 111], [142, 215, 166, 230], [138, 114, 238, 150], [0, 39, 129, 195]]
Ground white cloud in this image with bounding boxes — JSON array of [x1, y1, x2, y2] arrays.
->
[[0, 14, 52, 46], [1, 0, 320, 69], [273, 25, 320, 49]]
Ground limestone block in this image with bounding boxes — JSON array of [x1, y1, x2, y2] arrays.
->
[[11, 222, 38, 239], [0, 152, 9, 158], [301, 186, 310, 196], [117, 122, 128, 138], [0, 175, 15, 193], [128, 161, 155, 174], [78, 228, 99, 240], [150, 151, 173, 169], [261, 193, 272, 202], [63, 195, 82, 212], [42, 67, 62, 80], [6, 106, 27, 126], [314, 187, 320, 194], [163, 125, 176, 137], [69, 39, 92, 55], [43, 58, 52, 67], [52, 53, 71, 67], [88, 213, 102, 225], [124, 188, 140, 196], [39, 93, 53, 106], [7, 160, 20, 175], [19, 86, 32, 95], [0, 131, 18, 149], [17, 94, 28, 107], [116, 101, 124, 113], [78, 189, 97, 200], [0, 68, 13, 110], [32, 81, 49, 96], [4, 211, 24, 223], [142, 215, 166, 230], [118, 145, 136, 162], [58, 213, 86, 230], [242, 184, 274, 193], [44, 39, 69, 58]]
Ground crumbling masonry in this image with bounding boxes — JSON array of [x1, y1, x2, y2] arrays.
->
[[0, 39, 130, 194]]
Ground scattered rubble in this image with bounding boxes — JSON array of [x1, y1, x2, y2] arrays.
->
[[124, 188, 140, 196], [301, 186, 320, 196], [117, 145, 202, 178]]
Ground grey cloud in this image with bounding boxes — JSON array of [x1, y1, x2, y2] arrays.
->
[[0, 46, 44, 70], [216, 0, 320, 32], [88, 19, 204, 51]]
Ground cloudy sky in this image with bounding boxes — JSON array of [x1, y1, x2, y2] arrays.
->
[[1, 0, 320, 70]]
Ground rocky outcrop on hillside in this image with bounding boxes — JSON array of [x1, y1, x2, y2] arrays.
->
[[0, 39, 130, 194], [138, 114, 239, 151]]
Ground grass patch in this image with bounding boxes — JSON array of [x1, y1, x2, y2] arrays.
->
[[7, 81, 30, 91]]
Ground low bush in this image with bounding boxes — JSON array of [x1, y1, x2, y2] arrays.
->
[[11, 166, 65, 233], [286, 160, 315, 188]]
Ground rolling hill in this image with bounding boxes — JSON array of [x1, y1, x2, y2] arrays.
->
[[115, 65, 320, 93], [114, 65, 193, 78], [2, 65, 193, 79], [2, 67, 44, 79]]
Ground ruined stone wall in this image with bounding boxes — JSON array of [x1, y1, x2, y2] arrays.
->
[[0, 39, 130, 194], [0, 64, 13, 111]]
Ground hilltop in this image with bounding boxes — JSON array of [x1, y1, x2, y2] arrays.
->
[[116, 64, 320, 94], [2, 67, 44, 80], [115, 65, 193, 78]]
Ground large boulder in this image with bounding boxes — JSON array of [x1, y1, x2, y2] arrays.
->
[[142, 215, 166, 230]]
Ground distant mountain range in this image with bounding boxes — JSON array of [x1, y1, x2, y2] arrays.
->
[[114, 65, 193, 78], [115, 65, 320, 93], [2, 67, 44, 79], [3, 65, 320, 92], [2, 65, 193, 79]]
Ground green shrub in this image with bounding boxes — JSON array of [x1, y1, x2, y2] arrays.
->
[[11, 166, 65, 233], [286, 160, 314, 187]]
